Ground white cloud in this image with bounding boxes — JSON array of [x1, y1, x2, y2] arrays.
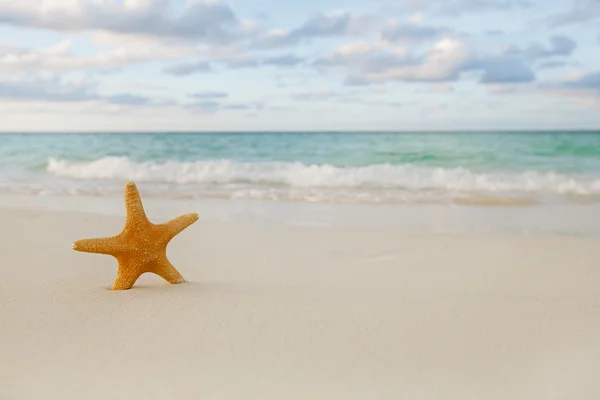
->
[[318, 39, 408, 68], [0, 0, 595, 130], [188, 90, 228, 99], [0, 39, 194, 74], [375, 37, 469, 82], [401, 0, 531, 14], [481, 69, 600, 106], [409, 13, 424, 24], [0, 0, 239, 44], [318, 32, 583, 90], [0, 75, 173, 108], [318, 36, 469, 84], [381, 19, 447, 44], [549, 0, 600, 27], [251, 12, 380, 48], [163, 60, 211, 75]]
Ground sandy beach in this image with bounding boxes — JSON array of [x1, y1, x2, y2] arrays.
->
[[0, 0, 599, 393], [1, 203, 599, 400]]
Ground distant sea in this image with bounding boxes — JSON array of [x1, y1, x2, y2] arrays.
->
[[1, 131, 599, 206]]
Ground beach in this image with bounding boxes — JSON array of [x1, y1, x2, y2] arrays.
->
[[1, 196, 600, 400], [2, 131, 600, 398], [1, 0, 599, 392]]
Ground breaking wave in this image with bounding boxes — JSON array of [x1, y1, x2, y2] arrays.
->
[[45, 156, 600, 199]]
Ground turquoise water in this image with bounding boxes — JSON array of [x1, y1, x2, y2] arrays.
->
[[1, 131, 599, 205]]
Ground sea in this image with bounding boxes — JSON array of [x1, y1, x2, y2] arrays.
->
[[1, 131, 599, 206]]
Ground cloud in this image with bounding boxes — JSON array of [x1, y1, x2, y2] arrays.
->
[[319, 32, 581, 87], [104, 93, 151, 105], [469, 36, 577, 75], [548, 0, 600, 27], [289, 89, 405, 107], [222, 102, 267, 111], [381, 20, 448, 43], [472, 56, 535, 83], [537, 61, 569, 70], [188, 91, 228, 99], [482, 70, 600, 102], [518, 35, 577, 60], [256, 12, 269, 21], [0, 76, 154, 105], [316, 40, 410, 74], [163, 61, 211, 76], [186, 99, 266, 113], [252, 12, 378, 49], [0, 39, 194, 75], [343, 75, 371, 86], [428, 84, 454, 93], [378, 37, 470, 82], [401, 0, 531, 14], [0, 1, 241, 44], [291, 11, 376, 37], [187, 100, 220, 113], [318, 37, 470, 84], [0, 77, 94, 102], [163, 52, 305, 73], [225, 56, 260, 69], [562, 71, 600, 92], [263, 54, 304, 67], [222, 104, 251, 110], [464, 35, 577, 83], [290, 90, 338, 101]]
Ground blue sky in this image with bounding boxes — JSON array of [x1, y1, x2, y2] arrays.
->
[[0, 0, 598, 131]]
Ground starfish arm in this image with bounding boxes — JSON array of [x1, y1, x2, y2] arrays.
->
[[124, 181, 149, 226], [72, 236, 125, 256], [157, 213, 199, 242], [112, 261, 144, 290], [152, 256, 186, 284]]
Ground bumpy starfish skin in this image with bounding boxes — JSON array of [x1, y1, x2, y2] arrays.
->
[[73, 181, 198, 290]]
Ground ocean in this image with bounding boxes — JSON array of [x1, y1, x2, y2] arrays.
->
[[1, 131, 600, 206]]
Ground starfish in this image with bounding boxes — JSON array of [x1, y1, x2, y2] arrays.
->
[[72, 181, 199, 290]]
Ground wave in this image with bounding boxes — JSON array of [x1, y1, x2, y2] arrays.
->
[[45, 156, 600, 197]]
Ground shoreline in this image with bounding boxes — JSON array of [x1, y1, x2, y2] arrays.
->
[[1, 193, 600, 237]]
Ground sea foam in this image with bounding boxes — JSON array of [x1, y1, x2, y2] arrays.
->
[[46, 156, 600, 197]]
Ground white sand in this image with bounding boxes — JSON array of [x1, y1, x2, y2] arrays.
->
[[1, 208, 600, 399]]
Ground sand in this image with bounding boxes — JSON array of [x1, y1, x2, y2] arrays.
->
[[1, 207, 600, 399]]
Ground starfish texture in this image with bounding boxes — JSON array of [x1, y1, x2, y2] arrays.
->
[[73, 181, 199, 290]]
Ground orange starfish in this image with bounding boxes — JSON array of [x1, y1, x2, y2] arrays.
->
[[73, 181, 199, 290]]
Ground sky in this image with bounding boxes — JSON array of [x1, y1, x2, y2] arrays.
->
[[0, 0, 598, 131]]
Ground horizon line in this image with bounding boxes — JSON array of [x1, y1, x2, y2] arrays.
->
[[1, 129, 599, 134]]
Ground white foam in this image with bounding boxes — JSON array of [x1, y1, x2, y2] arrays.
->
[[45, 156, 600, 197]]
